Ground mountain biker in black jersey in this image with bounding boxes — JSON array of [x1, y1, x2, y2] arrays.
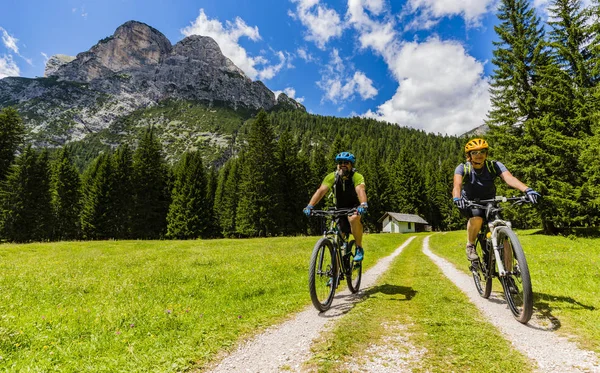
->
[[452, 138, 541, 261], [303, 152, 368, 261]]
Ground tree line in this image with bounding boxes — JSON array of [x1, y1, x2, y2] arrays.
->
[[0, 108, 465, 242]]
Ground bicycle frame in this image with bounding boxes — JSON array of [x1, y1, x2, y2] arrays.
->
[[470, 196, 527, 278], [318, 208, 356, 277]]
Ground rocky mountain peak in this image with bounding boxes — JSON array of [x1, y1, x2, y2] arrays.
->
[[172, 35, 248, 80], [1, 20, 304, 148], [50, 20, 172, 82]]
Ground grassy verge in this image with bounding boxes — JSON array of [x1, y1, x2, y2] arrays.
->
[[429, 231, 600, 354], [307, 235, 534, 372], [0, 233, 406, 372]]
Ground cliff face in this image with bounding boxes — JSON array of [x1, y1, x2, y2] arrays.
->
[[0, 20, 302, 145]]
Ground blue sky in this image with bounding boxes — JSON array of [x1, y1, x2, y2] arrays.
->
[[0, 0, 581, 136]]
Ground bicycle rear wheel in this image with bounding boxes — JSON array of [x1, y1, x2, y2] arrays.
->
[[345, 240, 362, 293], [471, 235, 492, 298], [308, 237, 337, 312], [497, 226, 533, 324]]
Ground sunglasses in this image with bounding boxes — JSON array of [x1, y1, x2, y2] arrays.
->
[[470, 150, 488, 156], [337, 161, 351, 165]]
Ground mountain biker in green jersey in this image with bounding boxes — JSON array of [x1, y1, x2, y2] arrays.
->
[[452, 138, 540, 261], [304, 152, 368, 261]]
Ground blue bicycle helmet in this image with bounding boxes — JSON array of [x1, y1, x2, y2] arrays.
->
[[335, 152, 356, 164]]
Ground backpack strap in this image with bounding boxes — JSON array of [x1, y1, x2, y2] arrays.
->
[[463, 160, 497, 183]]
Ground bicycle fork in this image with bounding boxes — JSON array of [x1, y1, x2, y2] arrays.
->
[[490, 225, 508, 277]]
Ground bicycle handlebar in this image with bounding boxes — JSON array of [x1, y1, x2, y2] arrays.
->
[[310, 208, 357, 217], [466, 195, 529, 209]]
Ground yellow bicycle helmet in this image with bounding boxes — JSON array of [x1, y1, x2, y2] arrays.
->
[[464, 138, 489, 153]]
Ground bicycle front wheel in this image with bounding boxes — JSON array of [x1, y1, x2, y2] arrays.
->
[[471, 235, 492, 298], [497, 226, 533, 324], [345, 240, 362, 293], [308, 237, 337, 312]]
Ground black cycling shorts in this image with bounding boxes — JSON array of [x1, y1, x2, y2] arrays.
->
[[460, 208, 485, 219], [338, 216, 351, 234]]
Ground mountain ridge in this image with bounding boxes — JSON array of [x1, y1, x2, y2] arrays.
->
[[0, 20, 304, 148]]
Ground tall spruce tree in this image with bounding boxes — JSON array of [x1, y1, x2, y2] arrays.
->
[[236, 111, 279, 237], [131, 128, 170, 239], [204, 167, 220, 238], [166, 151, 209, 239], [0, 107, 25, 182], [487, 0, 548, 134], [487, 0, 548, 230], [111, 144, 134, 239], [80, 152, 115, 239], [274, 130, 310, 235], [51, 147, 81, 240], [386, 150, 426, 216], [526, 0, 596, 231], [361, 145, 390, 232], [218, 156, 243, 237], [0, 146, 52, 242]]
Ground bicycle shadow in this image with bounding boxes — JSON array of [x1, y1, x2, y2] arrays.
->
[[318, 284, 417, 318], [361, 284, 418, 301], [532, 292, 596, 331]]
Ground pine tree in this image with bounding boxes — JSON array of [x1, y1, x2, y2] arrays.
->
[[361, 146, 390, 232], [0, 107, 25, 182], [526, 0, 596, 231], [386, 150, 426, 216], [220, 156, 243, 237], [274, 130, 309, 235], [204, 166, 220, 238], [131, 128, 170, 239], [0, 146, 52, 242], [166, 151, 209, 239], [111, 144, 134, 239], [307, 143, 329, 235], [80, 152, 114, 239], [486, 0, 549, 230], [236, 111, 280, 237], [487, 0, 548, 137], [51, 147, 81, 240]]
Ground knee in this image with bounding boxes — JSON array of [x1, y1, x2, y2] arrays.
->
[[348, 215, 360, 224]]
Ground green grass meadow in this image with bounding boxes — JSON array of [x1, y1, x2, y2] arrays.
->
[[1, 231, 599, 372], [429, 231, 600, 354], [0, 234, 407, 372]]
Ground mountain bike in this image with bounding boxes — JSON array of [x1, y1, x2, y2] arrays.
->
[[308, 208, 362, 312], [467, 196, 534, 323]]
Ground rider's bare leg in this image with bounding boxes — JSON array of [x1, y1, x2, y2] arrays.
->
[[467, 217, 483, 244], [349, 214, 363, 247]]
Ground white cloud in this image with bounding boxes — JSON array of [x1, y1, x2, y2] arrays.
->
[[289, 0, 344, 49], [403, 0, 496, 28], [347, 0, 397, 54], [182, 9, 288, 81], [0, 27, 19, 54], [0, 54, 20, 78], [297, 47, 315, 62], [318, 48, 377, 103], [365, 38, 490, 135], [274, 87, 305, 103], [346, 0, 491, 135]]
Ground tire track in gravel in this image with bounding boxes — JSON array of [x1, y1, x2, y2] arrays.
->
[[203, 236, 416, 373], [423, 235, 600, 373]]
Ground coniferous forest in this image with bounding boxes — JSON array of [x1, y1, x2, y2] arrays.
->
[[1, 0, 600, 242]]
